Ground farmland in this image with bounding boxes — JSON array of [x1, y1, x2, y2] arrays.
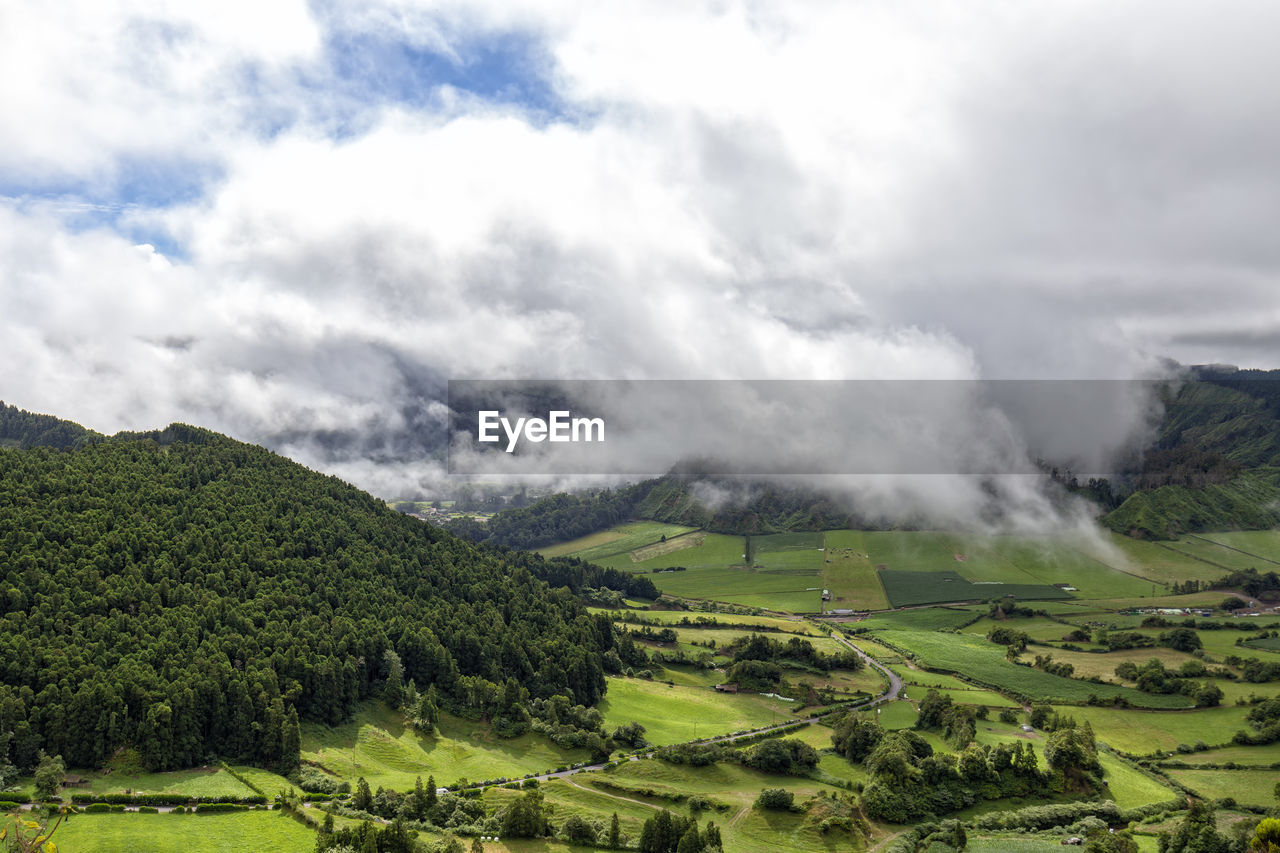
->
[[23, 811, 316, 853], [860, 629, 1194, 708]]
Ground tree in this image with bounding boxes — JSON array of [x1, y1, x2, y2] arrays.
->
[[563, 814, 598, 844], [353, 776, 373, 812], [676, 824, 703, 853], [33, 752, 65, 799], [501, 789, 550, 838], [1251, 818, 1280, 852], [609, 812, 621, 848]]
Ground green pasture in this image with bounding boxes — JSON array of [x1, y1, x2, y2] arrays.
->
[[1198, 531, 1280, 564], [1098, 753, 1177, 808], [1100, 534, 1221, 584], [870, 629, 1191, 708], [597, 678, 797, 745], [19, 810, 316, 853], [855, 607, 981, 633], [537, 521, 697, 560], [301, 703, 588, 790], [61, 766, 268, 799], [1165, 741, 1280, 766], [821, 530, 891, 610], [598, 532, 747, 570], [1165, 768, 1280, 806], [981, 536, 1156, 599], [877, 570, 1070, 608], [598, 609, 819, 634], [1048, 705, 1251, 754]]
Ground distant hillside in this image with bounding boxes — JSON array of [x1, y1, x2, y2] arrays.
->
[[456, 473, 869, 548], [0, 417, 618, 775], [1100, 370, 1280, 538], [0, 400, 101, 449]]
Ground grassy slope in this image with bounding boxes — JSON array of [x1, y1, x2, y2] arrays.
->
[[597, 678, 798, 745], [301, 704, 588, 790]]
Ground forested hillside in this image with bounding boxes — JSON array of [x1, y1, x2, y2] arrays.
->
[[0, 401, 101, 450], [0, 421, 616, 776]]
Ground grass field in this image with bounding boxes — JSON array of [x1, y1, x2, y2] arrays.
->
[[869, 629, 1192, 708], [854, 607, 981, 632], [821, 530, 890, 610], [877, 570, 1071, 607], [961, 616, 1093, 645], [17, 811, 316, 853], [1098, 753, 1178, 808], [1164, 741, 1280, 766], [538, 521, 699, 560], [597, 678, 798, 745], [596, 532, 747, 570], [63, 766, 266, 798], [1048, 705, 1251, 754], [1165, 768, 1280, 806], [598, 609, 820, 634], [1101, 534, 1222, 584], [301, 703, 588, 790], [1198, 531, 1280, 565]]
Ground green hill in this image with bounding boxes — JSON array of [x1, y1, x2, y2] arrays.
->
[[0, 421, 615, 775]]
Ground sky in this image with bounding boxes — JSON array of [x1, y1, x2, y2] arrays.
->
[[2, 0, 1279, 503]]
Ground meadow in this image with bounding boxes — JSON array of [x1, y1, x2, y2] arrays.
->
[[1164, 768, 1280, 806], [301, 704, 588, 790], [877, 570, 1070, 608], [17, 810, 316, 853], [597, 677, 800, 744], [865, 629, 1193, 708], [536, 520, 698, 560]]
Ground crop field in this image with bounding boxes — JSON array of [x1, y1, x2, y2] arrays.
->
[[301, 704, 588, 790], [878, 569, 1072, 608], [1048, 705, 1251, 754], [27, 811, 316, 853], [1165, 768, 1280, 806], [821, 530, 891, 610], [597, 677, 798, 745], [1198, 531, 1280, 564], [537, 521, 698, 560], [869, 630, 1192, 708]]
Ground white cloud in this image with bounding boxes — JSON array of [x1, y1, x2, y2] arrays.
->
[[2, 0, 1278, 512]]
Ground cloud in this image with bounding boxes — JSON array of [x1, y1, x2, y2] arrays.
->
[[1, 0, 1277, 521]]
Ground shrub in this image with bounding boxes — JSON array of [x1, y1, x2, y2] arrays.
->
[[756, 788, 794, 810]]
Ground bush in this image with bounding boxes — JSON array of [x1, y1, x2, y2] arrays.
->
[[756, 788, 794, 810]]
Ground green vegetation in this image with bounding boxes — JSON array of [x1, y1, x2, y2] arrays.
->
[[877, 570, 1071, 607], [0, 421, 618, 777], [865, 630, 1193, 708], [37, 810, 316, 853], [597, 678, 794, 745], [1165, 767, 1280, 806], [300, 703, 588, 791], [538, 521, 698, 560]]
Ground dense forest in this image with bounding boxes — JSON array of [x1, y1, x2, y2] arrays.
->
[[0, 410, 617, 777]]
